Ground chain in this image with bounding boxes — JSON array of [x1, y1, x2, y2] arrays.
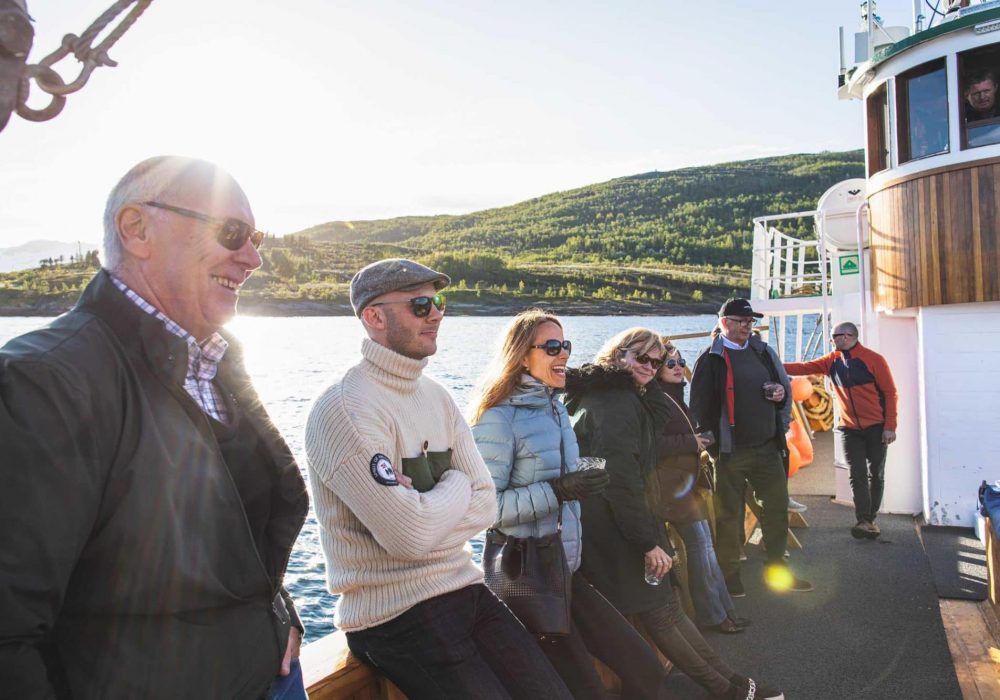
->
[[15, 0, 153, 122]]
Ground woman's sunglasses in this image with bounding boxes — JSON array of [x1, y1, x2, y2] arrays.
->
[[370, 293, 447, 317], [531, 339, 572, 356], [632, 352, 664, 370], [143, 201, 265, 251], [664, 358, 686, 369]]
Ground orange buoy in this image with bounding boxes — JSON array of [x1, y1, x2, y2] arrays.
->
[[790, 376, 813, 402], [786, 418, 813, 467], [787, 441, 802, 477]]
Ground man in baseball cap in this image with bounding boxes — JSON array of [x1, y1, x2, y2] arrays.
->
[[718, 297, 763, 319], [304, 259, 573, 698], [690, 297, 813, 597]]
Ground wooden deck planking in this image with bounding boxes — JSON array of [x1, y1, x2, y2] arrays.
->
[[941, 599, 1000, 700]]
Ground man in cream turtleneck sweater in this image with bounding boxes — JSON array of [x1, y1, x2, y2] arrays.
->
[[305, 259, 572, 699]]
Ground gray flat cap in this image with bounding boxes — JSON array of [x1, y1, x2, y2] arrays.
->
[[351, 258, 451, 316]]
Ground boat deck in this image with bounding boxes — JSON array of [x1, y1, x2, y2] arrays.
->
[[686, 492, 962, 698], [662, 431, 995, 699], [303, 431, 1000, 698]]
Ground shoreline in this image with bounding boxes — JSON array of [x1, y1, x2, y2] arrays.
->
[[0, 298, 722, 318]]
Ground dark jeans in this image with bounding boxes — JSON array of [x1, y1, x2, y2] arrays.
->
[[839, 424, 888, 522], [268, 659, 308, 700], [346, 584, 573, 700], [633, 587, 735, 698], [537, 572, 668, 700], [714, 442, 789, 575]]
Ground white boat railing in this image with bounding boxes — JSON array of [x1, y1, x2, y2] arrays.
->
[[751, 211, 832, 301], [750, 210, 834, 363]]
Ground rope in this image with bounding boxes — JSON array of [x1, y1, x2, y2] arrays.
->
[[15, 0, 153, 122], [800, 375, 834, 432]]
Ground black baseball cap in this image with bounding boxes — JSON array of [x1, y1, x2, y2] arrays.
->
[[719, 297, 763, 318]]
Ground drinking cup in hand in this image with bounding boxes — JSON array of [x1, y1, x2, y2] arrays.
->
[[644, 561, 663, 586], [576, 457, 606, 471]]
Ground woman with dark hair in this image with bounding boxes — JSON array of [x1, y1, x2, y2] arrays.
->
[[472, 310, 670, 700], [655, 337, 747, 635], [566, 328, 783, 700]]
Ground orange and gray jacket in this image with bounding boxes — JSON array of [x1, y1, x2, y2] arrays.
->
[[784, 342, 898, 432]]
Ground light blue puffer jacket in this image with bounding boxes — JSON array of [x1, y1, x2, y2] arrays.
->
[[472, 375, 583, 572]]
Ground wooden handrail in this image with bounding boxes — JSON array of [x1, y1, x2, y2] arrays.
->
[[301, 631, 406, 699], [299, 621, 667, 698]]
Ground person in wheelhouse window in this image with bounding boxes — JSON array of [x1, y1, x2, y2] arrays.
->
[[963, 70, 999, 122]]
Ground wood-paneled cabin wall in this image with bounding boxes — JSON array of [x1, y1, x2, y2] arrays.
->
[[868, 158, 1000, 310]]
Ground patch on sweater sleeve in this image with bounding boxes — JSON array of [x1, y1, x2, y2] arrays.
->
[[369, 453, 399, 486]]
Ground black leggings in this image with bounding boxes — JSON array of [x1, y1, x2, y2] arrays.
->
[[633, 586, 735, 698], [537, 572, 668, 700]]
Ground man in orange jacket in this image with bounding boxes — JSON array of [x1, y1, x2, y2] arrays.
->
[[784, 322, 898, 540]]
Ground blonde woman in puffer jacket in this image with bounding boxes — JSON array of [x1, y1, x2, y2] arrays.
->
[[471, 309, 672, 700]]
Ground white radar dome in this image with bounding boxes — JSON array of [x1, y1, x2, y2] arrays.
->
[[816, 178, 867, 251]]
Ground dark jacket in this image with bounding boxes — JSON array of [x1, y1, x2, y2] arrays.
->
[[0, 271, 309, 700], [654, 380, 706, 525], [689, 333, 791, 458], [564, 364, 673, 615]]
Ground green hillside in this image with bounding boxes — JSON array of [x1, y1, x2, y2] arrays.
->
[[299, 150, 862, 270], [0, 150, 864, 316]]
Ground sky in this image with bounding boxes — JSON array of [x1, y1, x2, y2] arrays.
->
[[0, 0, 919, 247]]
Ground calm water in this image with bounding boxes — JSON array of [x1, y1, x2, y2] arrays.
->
[[0, 313, 720, 640]]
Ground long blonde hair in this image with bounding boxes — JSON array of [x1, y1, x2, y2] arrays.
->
[[471, 309, 563, 423], [593, 327, 664, 369]]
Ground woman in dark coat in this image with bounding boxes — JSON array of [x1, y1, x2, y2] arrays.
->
[[655, 338, 746, 634], [565, 327, 783, 700]]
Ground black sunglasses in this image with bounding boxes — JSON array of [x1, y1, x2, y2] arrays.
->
[[531, 339, 572, 356], [633, 352, 664, 370], [143, 201, 265, 251], [370, 293, 447, 317], [664, 358, 686, 369], [832, 332, 855, 339]]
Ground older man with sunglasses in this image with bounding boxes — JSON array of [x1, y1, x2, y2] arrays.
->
[[689, 298, 812, 598], [0, 156, 309, 698], [304, 259, 573, 699]]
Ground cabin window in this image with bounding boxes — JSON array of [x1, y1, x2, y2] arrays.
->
[[897, 59, 948, 163], [866, 83, 890, 175], [959, 43, 1000, 149]]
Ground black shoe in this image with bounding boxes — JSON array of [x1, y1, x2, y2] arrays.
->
[[851, 520, 869, 539], [728, 675, 785, 699], [703, 618, 744, 634], [725, 573, 746, 598]]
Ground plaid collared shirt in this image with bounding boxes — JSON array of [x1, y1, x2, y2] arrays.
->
[[110, 275, 230, 424]]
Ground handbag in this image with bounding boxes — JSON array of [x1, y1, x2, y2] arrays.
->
[[662, 391, 716, 494], [482, 433, 572, 637]]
